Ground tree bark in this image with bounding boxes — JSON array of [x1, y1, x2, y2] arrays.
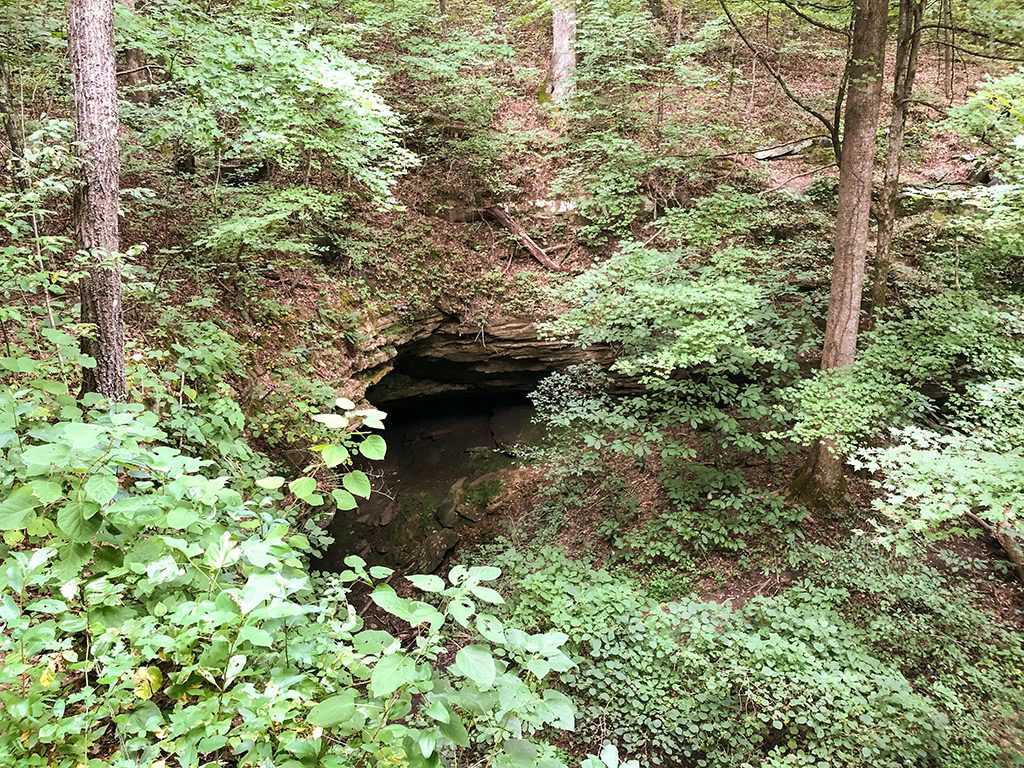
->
[[69, 0, 127, 401], [870, 0, 925, 321], [0, 57, 26, 192], [796, 0, 888, 503], [116, 0, 152, 103], [551, 0, 577, 105]]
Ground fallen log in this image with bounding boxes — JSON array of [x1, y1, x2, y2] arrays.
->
[[484, 206, 566, 271]]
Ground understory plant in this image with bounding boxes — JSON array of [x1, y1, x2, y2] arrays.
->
[[0, 377, 583, 768], [492, 544, 1024, 767]]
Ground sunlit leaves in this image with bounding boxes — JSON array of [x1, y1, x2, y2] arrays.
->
[[359, 435, 387, 460]]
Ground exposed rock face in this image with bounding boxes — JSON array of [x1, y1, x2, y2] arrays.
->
[[329, 468, 516, 573], [314, 308, 612, 572], [356, 311, 613, 405]]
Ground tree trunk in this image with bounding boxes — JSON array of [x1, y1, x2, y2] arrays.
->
[[871, 0, 925, 321], [116, 0, 152, 103], [550, 0, 577, 105], [0, 57, 26, 191], [796, 0, 888, 503], [69, 0, 127, 401]]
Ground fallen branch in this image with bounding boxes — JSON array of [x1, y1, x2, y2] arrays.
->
[[967, 512, 1024, 583], [484, 206, 566, 271]]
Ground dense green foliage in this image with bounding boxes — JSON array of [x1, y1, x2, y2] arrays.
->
[[492, 544, 1024, 767], [2, 0, 1024, 765]]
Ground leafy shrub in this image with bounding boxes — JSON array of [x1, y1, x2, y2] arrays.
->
[[0, 386, 584, 768], [784, 292, 1024, 454], [492, 545, 1024, 767], [118, 0, 416, 200]]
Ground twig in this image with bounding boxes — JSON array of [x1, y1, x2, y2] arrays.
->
[[763, 162, 836, 193]]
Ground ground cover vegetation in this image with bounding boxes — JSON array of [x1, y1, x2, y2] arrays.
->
[[1, 0, 1023, 765]]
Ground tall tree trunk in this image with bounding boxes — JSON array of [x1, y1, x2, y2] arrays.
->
[[794, 0, 888, 504], [550, 0, 577, 105], [69, 0, 127, 401], [938, 0, 954, 104], [870, 0, 925, 321]]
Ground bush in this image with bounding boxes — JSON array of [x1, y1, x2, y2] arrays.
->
[[0, 386, 582, 768], [492, 544, 1024, 767]]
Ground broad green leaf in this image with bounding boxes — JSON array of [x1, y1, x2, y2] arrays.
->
[[469, 585, 504, 605], [475, 613, 505, 644], [167, 506, 200, 530], [359, 435, 387, 460], [453, 644, 496, 689], [321, 444, 349, 468], [407, 574, 444, 593], [132, 666, 163, 700], [255, 476, 285, 490], [309, 691, 357, 727], [503, 739, 540, 766], [238, 626, 273, 648], [289, 477, 317, 500], [467, 566, 501, 582], [312, 413, 349, 430], [369, 653, 417, 697], [343, 471, 371, 499], [28, 480, 62, 505], [57, 501, 101, 542], [332, 489, 358, 510], [0, 487, 39, 530], [83, 474, 118, 505]]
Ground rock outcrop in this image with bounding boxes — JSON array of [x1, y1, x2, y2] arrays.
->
[[353, 310, 613, 405]]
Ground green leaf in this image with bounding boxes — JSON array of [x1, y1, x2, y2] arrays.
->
[[289, 477, 317, 500], [309, 691, 357, 727], [342, 471, 371, 499], [28, 480, 63, 504], [423, 699, 451, 724], [468, 566, 501, 582], [469, 585, 504, 605], [238, 625, 273, 647], [475, 613, 505, 644], [312, 413, 349, 430], [369, 653, 417, 697], [132, 666, 164, 700], [332, 489, 358, 511], [167, 506, 200, 530], [321, 444, 349, 468], [255, 476, 285, 490], [503, 740, 540, 766], [57, 501, 102, 542], [371, 585, 410, 620], [407, 574, 445, 593], [0, 487, 39, 530], [453, 644, 496, 689], [359, 435, 387, 460], [83, 474, 119, 505]]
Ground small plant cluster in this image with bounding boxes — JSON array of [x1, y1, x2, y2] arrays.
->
[[492, 543, 1024, 767]]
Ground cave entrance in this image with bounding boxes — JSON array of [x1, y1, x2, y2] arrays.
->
[[315, 387, 547, 574]]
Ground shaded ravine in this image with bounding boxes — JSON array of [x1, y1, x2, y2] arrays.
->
[[316, 392, 545, 573]]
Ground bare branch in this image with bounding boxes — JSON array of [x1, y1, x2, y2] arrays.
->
[[719, 0, 840, 161]]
